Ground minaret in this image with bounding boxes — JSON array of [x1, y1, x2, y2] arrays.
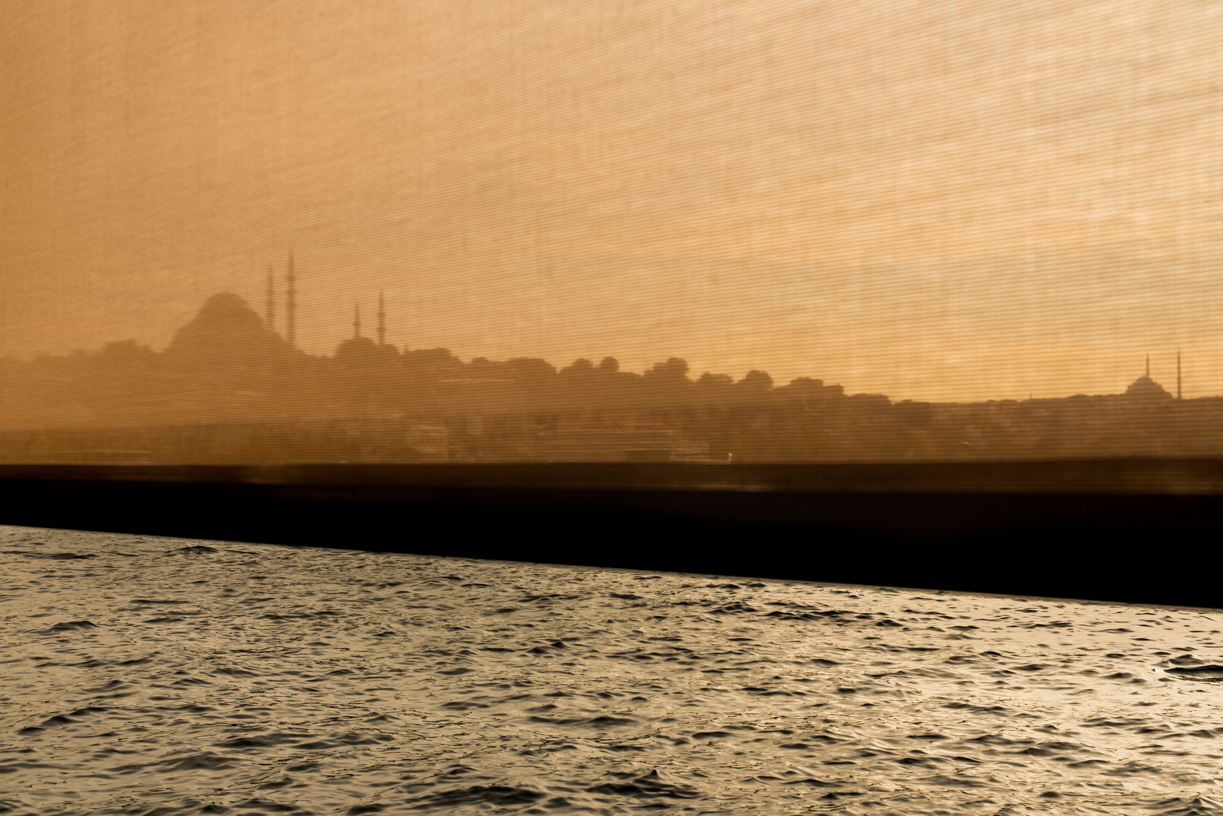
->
[[1178, 350, 1182, 400], [286, 252, 297, 348], [1145, 353, 1150, 378], [377, 292, 386, 347], [354, 303, 362, 339], [265, 266, 275, 330]]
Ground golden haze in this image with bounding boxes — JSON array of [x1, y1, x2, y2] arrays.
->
[[1, 0, 1218, 402]]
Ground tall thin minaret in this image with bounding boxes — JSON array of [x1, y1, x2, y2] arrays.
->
[[1178, 350, 1182, 400], [1146, 353, 1150, 378], [354, 303, 362, 339], [377, 292, 386, 347], [265, 266, 275, 330], [286, 252, 297, 348]]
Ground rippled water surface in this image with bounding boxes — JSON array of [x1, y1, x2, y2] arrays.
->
[[3, 524, 1223, 815]]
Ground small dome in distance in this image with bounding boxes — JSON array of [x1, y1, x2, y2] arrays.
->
[[1125, 375, 1172, 400]]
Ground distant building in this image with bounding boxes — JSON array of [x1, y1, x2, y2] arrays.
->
[[434, 378, 528, 418], [407, 425, 449, 459], [536, 427, 712, 462], [1124, 375, 1173, 402]]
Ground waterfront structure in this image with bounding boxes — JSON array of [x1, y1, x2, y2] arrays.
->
[[407, 425, 449, 459]]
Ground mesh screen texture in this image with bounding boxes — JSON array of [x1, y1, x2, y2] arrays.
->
[[2, 0, 1218, 467]]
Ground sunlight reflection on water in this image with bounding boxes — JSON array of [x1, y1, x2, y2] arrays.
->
[[2, 525, 1222, 815]]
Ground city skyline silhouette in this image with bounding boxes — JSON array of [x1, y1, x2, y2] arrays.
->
[[0, 287, 1216, 465]]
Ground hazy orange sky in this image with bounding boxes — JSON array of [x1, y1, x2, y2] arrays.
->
[[2, 0, 1219, 401]]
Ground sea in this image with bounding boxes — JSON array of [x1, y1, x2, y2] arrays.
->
[[3, 523, 1223, 815]]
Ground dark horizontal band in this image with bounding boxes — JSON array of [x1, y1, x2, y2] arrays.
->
[[1, 460, 1217, 610]]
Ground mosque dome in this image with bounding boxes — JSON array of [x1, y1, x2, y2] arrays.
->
[[1124, 375, 1172, 400], [163, 293, 300, 373]]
